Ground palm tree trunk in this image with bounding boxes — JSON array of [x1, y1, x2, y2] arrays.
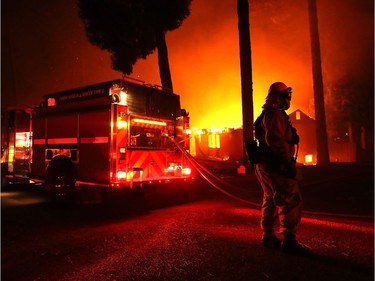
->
[[156, 31, 173, 92], [307, 0, 330, 164], [237, 0, 254, 168]]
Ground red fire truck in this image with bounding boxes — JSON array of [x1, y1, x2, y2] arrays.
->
[[2, 78, 193, 196], [1, 107, 33, 184]]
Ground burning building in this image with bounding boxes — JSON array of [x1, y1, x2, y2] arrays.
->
[[192, 109, 357, 165]]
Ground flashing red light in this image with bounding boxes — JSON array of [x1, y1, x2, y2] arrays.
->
[[117, 171, 127, 180], [183, 167, 192, 176]]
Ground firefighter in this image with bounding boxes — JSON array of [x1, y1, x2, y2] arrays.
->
[[253, 82, 310, 255]]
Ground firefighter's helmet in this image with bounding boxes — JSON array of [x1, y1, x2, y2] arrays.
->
[[268, 82, 292, 95]]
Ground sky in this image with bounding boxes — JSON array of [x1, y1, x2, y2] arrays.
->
[[2, 0, 373, 129]]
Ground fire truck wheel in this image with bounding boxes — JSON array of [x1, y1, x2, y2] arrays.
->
[[45, 155, 77, 201]]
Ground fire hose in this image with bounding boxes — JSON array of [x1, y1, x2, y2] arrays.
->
[[171, 137, 373, 221], [174, 138, 261, 208]]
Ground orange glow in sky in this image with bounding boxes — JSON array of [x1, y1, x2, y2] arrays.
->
[[2, 0, 372, 131], [131, 0, 316, 129]]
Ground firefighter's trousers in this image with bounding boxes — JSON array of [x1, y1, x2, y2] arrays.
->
[[254, 163, 302, 238]]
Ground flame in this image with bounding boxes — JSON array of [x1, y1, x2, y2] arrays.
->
[[131, 0, 317, 129]]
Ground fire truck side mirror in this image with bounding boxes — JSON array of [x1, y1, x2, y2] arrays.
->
[[46, 149, 53, 160], [71, 149, 78, 162]]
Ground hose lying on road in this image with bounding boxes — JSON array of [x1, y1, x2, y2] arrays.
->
[[172, 138, 373, 221], [177, 139, 261, 208]]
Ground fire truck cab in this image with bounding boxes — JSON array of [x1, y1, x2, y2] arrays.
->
[[3, 78, 193, 196]]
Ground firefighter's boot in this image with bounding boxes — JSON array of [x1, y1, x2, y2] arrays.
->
[[281, 235, 311, 255], [262, 235, 282, 249]]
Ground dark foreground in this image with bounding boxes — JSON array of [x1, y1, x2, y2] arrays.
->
[[1, 163, 374, 281]]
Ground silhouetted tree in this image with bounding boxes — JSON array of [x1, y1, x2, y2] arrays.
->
[[78, 0, 192, 91], [326, 76, 374, 162]]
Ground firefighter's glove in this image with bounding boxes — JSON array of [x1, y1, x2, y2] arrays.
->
[[283, 162, 297, 178]]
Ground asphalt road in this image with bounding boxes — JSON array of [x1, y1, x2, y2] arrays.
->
[[1, 162, 374, 281]]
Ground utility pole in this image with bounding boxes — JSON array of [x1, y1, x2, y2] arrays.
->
[[237, 0, 254, 169], [307, 0, 330, 165]]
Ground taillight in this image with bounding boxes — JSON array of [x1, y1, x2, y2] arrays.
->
[[166, 166, 174, 173], [165, 163, 191, 177], [183, 167, 192, 176], [117, 171, 126, 180]]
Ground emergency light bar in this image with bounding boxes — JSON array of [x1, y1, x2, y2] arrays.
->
[[117, 121, 128, 129], [132, 118, 167, 126]]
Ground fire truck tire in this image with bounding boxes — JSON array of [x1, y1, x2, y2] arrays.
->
[[44, 155, 76, 201]]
